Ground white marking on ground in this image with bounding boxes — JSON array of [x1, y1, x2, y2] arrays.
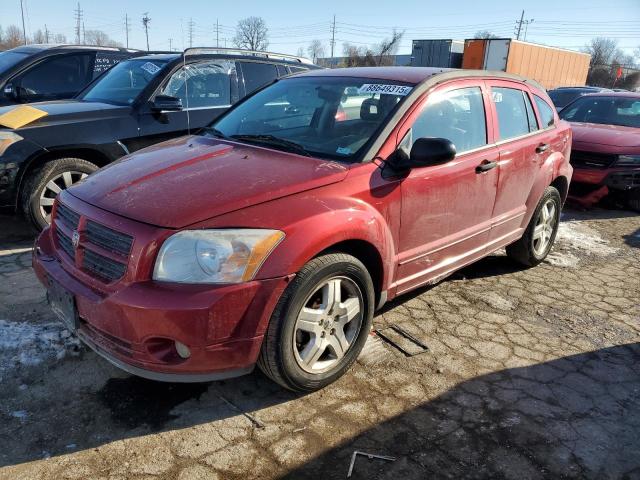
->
[[0, 319, 80, 380], [555, 221, 618, 257], [358, 332, 392, 365], [545, 251, 580, 268]]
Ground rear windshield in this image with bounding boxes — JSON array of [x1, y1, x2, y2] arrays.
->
[[559, 96, 640, 128], [548, 90, 589, 108], [207, 76, 413, 162], [80, 58, 168, 105], [0, 50, 30, 73]]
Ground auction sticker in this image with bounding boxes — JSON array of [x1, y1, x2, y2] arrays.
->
[[358, 84, 412, 96], [140, 62, 161, 75]]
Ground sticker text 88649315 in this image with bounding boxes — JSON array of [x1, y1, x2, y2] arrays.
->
[[357, 84, 412, 96]]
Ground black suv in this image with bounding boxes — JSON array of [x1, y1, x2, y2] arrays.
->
[[0, 48, 319, 229], [0, 44, 141, 106]]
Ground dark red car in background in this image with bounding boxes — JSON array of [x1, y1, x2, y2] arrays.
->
[[33, 67, 572, 392], [559, 92, 640, 211]]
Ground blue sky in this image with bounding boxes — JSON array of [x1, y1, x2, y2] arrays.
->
[[1, 0, 639, 58]]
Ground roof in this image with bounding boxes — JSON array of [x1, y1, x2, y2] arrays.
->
[[582, 91, 640, 99], [133, 53, 181, 61], [9, 44, 141, 53]]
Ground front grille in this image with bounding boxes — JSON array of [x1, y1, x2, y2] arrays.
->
[[56, 229, 75, 259], [56, 204, 80, 229], [607, 171, 640, 190], [53, 201, 133, 284], [82, 249, 127, 282], [570, 150, 617, 169], [86, 220, 133, 257]]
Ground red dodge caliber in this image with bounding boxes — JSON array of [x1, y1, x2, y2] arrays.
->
[[33, 67, 572, 391]]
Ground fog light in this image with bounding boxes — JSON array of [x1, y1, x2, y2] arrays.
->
[[175, 341, 191, 359]]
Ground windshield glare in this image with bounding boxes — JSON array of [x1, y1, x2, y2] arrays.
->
[[81, 59, 168, 105], [0, 50, 29, 73], [559, 96, 640, 128], [209, 77, 413, 161]]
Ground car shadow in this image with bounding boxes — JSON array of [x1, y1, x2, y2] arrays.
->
[[623, 227, 640, 249], [280, 343, 640, 479]]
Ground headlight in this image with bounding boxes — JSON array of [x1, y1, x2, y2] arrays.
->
[[153, 229, 285, 284], [616, 155, 640, 166], [0, 132, 22, 156]]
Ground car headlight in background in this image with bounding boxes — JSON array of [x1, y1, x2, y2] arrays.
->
[[153, 229, 285, 284], [0, 132, 22, 156], [616, 155, 640, 166]]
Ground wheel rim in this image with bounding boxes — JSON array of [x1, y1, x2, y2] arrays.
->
[[293, 276, 364, 374], [532, 199, 557, 257], [39, 171, 88, 223]]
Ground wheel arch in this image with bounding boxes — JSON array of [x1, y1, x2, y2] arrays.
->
[[550, 175, 569, 204]]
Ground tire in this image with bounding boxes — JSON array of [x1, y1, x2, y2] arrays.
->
[[21, 158, 98, 231], [258, 253, 375, 392], [506, 186, 562, 267], [626, 189, 640, 213]]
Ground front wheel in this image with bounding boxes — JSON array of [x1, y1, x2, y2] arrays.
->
[[258, 253, 375, 392], [21, 158, 98, 231], [506, 186, 561, 267]]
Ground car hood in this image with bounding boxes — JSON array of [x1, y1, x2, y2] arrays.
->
[[0, 100, 129, 130], [68, 135, 349, 228], [570, 122, 640, 148]]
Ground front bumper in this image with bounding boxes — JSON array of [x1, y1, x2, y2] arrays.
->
[[572, 166, 640, 191], [33, 226, 291, 382]]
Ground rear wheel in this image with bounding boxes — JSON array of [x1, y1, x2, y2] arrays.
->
[[258, 253, 374, 392], [506, 186, 561, 267], [21, 158, 97, 231]]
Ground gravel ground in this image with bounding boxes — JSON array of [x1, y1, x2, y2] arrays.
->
[[0, 208, 638, 480]]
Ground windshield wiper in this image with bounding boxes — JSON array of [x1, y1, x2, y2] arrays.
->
[[230, 134, 311, 157], [205, 127, 230, 139]]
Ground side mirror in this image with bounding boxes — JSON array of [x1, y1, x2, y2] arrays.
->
[[3, 83, 16, 99], [385, 137, 456, 176], [151, 94, 183, 112]]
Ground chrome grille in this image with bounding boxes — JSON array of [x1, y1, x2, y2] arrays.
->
[[56, 229, 75, 259], [56, 203, 80, 229], [570, 150, 617, 169]]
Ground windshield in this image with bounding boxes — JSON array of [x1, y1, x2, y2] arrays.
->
[[81, 58, 168, 105], [559, 96, 640, 128], [548, 90, 592, 108], [207, 76, 413, 161], [0, 50, 30, 73]]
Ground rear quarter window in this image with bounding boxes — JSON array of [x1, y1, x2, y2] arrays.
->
[[534, 95, 555, 128]]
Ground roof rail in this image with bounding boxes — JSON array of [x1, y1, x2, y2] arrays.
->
[[183, 47, 314, 64]]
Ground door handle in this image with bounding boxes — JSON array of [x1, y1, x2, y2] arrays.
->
[[536, 143, 549, 153], [476, 160, 497, 173]]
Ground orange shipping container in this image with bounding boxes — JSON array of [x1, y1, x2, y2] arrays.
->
[[462, 38, 591, 90]]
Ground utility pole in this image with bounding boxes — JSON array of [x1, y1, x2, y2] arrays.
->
[[216, 19, 219, 47], [20, 0, 27, 44], [44, 24, 50, 43], [142, 12, 151, 51], [330, 14, 336, 58], [514, 10, 534, 41], [515, 10, 524, 40], [124, 14, 130, 48], [74, 2, 83, 44], [188, 18, 195, 48], [169, 38, 172, 51], [82, 21, 85, 44]]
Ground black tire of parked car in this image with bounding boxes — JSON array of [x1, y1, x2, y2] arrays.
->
[[626, 189, 640, 213], [506, 186, 562, 267], [257, 253, 375, 392], [21, 157, 98, 231]]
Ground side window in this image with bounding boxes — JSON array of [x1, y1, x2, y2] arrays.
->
[[92, 52, 127, 79], [492, 87, 531, 140], [240, 62, 278, 96], [161, 60, 237, 109], [18, 53, 94, 100], [276, 64, 288, 77], [533, 95, 555, 128], [289, 66, 307, 74], [410, 86, 487, 154], [523, 92, 539, 132]]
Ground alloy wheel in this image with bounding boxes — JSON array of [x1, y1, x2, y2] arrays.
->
[[293, 276, 364, 374], [39, 171, 88, 223], [532, 198, 557, 256]]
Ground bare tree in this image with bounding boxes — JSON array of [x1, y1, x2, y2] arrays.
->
[[475, 30, 497, 39], [4, 25, 24, 49], [296, 46, 305, 58], [307, 39, 324, 63], [233, 16, 268, 51], [84, 29, 122, 47], [53, 33, 67, 43], [342, 43, 376, 67], [32, 29, 46, 44], [583, 37, 619, 67], [376, 30, 403, 66]]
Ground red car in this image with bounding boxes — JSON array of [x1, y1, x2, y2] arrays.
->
[[33, 67, 572, 391], [559, 92, 640, 211]]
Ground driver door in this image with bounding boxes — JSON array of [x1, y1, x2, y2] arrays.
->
[[395, 82, 500, 294]]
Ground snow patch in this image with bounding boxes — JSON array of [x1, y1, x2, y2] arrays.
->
[[0, 319, 80, 380], [555, 221, 618, 256], [545, 251, 580, 268]]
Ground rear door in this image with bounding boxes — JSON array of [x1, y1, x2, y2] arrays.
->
[[395, 81, 500, 294], [486, 80, 549, 243]]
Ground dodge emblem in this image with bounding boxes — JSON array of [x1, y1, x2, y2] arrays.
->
[[72, 230, 80, 249]]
